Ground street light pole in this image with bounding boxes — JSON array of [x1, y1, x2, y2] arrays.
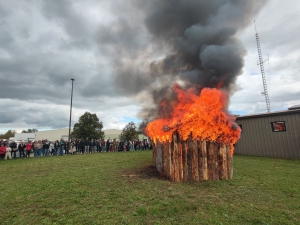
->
[[68, 79, 75, 152]]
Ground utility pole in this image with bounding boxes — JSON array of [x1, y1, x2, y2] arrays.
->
[[68, 79, 75, 152], [254, 20, 270, 112]]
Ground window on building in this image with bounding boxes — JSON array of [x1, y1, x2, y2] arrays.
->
[[270, 121, 286, 132], [239, 124, 243, 133]]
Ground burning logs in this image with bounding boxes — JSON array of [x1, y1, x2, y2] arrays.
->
[[147, 86, 240, 181], [153, 132, 233, 182]]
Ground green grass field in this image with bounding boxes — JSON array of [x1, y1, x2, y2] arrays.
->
[[1, 151, 299, 225]]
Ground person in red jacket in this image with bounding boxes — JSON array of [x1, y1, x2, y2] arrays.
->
[[25, 141, 33, 158], [0, 143, 6, 159]]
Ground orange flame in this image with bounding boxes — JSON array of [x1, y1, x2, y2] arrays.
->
[[145, 84, 241, 155]]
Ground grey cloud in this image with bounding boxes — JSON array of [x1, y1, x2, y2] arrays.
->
[[41, 0, 93, 47], [22, 110, 69, 128], [0, 3, 8, 17], [81, 75, 117, 98], [97, 0, 269, 121], [0, 112, 18, 123]]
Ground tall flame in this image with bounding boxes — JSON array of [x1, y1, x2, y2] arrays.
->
[[145, 84, 241, 155]]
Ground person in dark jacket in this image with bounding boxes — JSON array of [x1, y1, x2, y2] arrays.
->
[[64, 140, 69, 154], [10, 141, 18, 158], [75, 139, 79, 153], [62, 140, 67, 154], [18, 141, 26, 158], [89, 139, 95, 153], [53, 140, 59, 156], [79, 139, 85, 154], [106, 138, 110, 152], [43, 139, 50, 156], [84, 138, 89, 154]]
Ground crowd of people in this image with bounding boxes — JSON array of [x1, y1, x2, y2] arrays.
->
[[0, 138, 153, 160]]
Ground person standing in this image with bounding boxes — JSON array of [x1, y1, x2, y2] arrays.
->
[[75, 139, 80, 154], [129, 140, 134, 151], [79, 139, 84, 154], [40, 140, 45, 156], [43, 139, 50, 156], [59, 138, 65, 155], [53, 140, 59, 156], [65, 140, 69, 154], [18, 141, 26, 158], [49, 141, 54, 155], [10, 141, 18, 158], [36, 140, 43, 157], [101, 139, 106, 152], [62, 140, 67, 154], [5, 144, 12, 160], [0, 143, 6, 159], [89, 139, 95, 153], [106, 138, 110, 152], [96, 140, 100, 153], [32, 140, 38, 157], [25, 141, 32, 158], [112, 139, 117, 152], [70, 141, 77, 155], [84, 138, 89, 154]]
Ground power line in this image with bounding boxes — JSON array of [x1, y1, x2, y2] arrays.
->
[[260, 40, 300, 72]]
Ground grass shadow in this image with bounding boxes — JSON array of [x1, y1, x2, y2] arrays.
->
[[122, 165, 169, 181]]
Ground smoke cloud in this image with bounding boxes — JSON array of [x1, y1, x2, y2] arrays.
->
[[96, 0, 269, 121]]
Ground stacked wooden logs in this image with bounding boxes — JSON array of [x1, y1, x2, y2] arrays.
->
[[152, 132, 233, 182]]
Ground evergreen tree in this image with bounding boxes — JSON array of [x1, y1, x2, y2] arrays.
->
[[119, 122, 139, 141], [71, 111, 104, 140], [0, 130, 16, 139]]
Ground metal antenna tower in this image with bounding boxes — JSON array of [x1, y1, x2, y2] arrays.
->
[[254, 20, 270, 112]]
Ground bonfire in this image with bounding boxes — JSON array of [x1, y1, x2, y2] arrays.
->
[[145, 84, 241, 182]]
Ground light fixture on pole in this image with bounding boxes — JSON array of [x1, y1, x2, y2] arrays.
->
[[68, 78, 75, 152]]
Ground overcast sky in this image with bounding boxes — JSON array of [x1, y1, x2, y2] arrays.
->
[[0, 0, 299, 134]]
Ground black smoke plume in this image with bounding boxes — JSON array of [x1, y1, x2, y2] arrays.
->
[[97, 0, 269, 121]]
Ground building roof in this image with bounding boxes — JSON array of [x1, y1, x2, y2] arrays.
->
[[236, 108, 300, 120], [37, 128, 71, 133], [288, 104, 300, 110]]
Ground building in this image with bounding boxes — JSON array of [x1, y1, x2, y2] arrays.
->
[[104, 129, 122, 140], [35, 128, 72, 142], [14, 133, 36, 142], [104, 129, 148, 140], [234, 105, 300, 159]]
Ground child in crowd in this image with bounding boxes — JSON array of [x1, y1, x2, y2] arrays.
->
[[5, 144, 12, 160]]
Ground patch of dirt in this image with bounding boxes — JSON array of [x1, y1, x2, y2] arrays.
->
[[122, 165, 169, 181]]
